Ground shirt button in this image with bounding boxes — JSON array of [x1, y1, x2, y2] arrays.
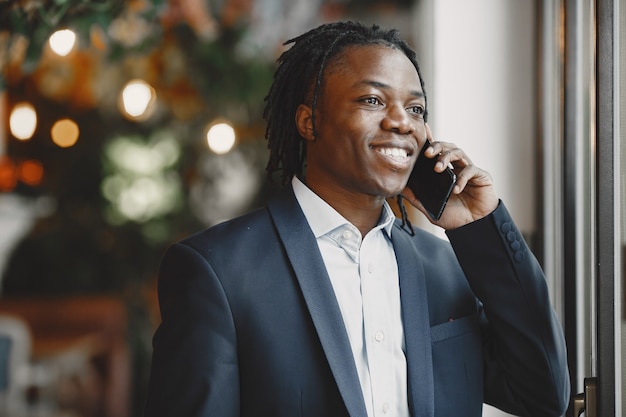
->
[[382, 402, 390, 413], [368, 263, 374, 273], [375, 331, 384, 342], [342, 230, 352, 240]]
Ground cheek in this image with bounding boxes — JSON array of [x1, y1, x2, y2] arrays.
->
[[415, 124, 428, 148]]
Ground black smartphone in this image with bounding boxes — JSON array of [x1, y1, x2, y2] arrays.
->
[[406, 141, 457, 221]]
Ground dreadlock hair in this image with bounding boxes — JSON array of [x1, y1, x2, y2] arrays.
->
[[263, 21, 427, 234]]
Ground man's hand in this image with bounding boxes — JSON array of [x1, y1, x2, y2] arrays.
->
[[401, 124, 499, 230]]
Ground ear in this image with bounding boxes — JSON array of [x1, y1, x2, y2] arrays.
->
[[295, 104, 315, 141]]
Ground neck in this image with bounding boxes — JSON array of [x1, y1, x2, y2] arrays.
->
[[302, 180, 387, 237]]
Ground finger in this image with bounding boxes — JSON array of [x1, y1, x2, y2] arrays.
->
[[422, 139, 452, 160], [451, 165, 492, 193], [422, 128, 474, 169], [428, 144, 474, 172], [425, 140, 456, 157], [451, 166, 472, 193]]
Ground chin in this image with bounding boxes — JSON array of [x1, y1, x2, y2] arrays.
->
[[379, 185, 405, 199], [367, 175, 407, 198]]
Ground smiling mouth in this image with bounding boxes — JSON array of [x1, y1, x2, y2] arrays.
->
[[374, 146, 411, 161]]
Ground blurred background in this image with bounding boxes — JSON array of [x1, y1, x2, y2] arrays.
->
[[0, 1, 547, 416], [0, 1, 624, 417]]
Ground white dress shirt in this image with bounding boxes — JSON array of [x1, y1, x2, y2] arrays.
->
[[292, 177, 409, 417]]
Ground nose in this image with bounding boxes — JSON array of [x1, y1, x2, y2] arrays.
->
[[381, 104, 414, 134]]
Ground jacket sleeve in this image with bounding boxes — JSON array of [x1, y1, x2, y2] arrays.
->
[[446, 202, 570, 417], [144, 242, 240, 417]]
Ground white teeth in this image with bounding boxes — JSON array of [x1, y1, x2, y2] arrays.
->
[[378, 147, 408, 158]]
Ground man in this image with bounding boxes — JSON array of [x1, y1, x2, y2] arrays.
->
[[144, 21, 570, 417]]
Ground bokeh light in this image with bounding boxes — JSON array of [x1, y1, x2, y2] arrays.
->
[[51, 119, 80, 148], [9, 102, 37, 140], [0, 157, 17, 191], [49, 29, 77, 56], [101, 133, 182, 223], [19, 160, 44, 186], [119, 79, 156, 120], [206, 121, 236, 154]]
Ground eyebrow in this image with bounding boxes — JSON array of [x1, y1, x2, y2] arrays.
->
[[356, 79, 424, 99]]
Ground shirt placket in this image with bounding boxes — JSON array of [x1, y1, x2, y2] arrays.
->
[[360, 232, 395, 416]]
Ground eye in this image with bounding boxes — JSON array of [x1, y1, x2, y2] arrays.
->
[[407, 105, 425, 116], [363, 97, 382, 106]]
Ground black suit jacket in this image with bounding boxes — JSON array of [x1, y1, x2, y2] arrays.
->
[[144, 185, 570, 417]]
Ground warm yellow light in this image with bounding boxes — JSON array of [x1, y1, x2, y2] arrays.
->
[[49, 29, 76, 56], [120, 79, 156, 120], [206, 122, 236, 154], [51, 119, 80, 148], [9, 102, 37, 140]]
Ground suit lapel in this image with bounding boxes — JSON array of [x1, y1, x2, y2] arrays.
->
[[392, 226, 435, 417], [267, 187, 368, 417]]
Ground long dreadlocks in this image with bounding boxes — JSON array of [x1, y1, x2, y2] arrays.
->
[[263, 21, 427, 234]]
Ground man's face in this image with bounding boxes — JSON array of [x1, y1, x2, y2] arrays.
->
[[303, 44, 427, 201]]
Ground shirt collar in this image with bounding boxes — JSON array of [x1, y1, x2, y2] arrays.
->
[[292, 177, 395, 239]]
